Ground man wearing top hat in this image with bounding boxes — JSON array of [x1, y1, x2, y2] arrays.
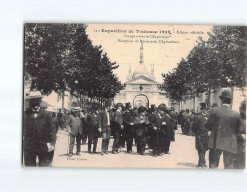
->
[[206, 90, 241, 169], [66, 106, 83, 157], [191, 102, 209, 168], [23, 91, 56, 166], [123, 102, 135, 153], [98, 99, 113, 155]]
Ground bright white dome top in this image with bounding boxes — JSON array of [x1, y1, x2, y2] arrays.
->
[[132, 41, 150, 79], [132, 62, 150, 78]]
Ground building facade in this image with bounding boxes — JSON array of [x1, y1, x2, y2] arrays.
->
[[114, 42, 169, 108]]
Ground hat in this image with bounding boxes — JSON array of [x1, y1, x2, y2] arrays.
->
[[105, 99, 112, 107], [158, 104, 166, 111], [211, 103, 218, 108], [138, 106, 145, 113], [200, 102, 207, 110], [125, 102, 131, 109], [71, 107, 80, 110], [219, 90, 232, 100], [116, 103, 123, 108], [25, 91, 43, 99]]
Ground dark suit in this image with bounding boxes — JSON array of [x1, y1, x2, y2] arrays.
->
[[150, 113, 165, 155], [150, 113, 174, 155], [81, 115, 88, 144], [191, 111, 208, 167], [87, 113, 99, 152], [23, 108, 56, 167], [98, 109, 113, 152], [134, 116, 148, 154], [112, 110, 123, 152], [123, 111, 135, 152], [206, 105, 241, 169]]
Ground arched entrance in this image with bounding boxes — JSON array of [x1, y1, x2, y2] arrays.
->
[[133, 94, 149, 108]]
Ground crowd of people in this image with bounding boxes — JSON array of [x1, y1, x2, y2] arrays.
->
[[23, 90, 246, 169], [56, 100, 177, 158]]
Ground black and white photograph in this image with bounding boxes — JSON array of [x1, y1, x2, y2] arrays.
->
[[23, 23, 246, 169]]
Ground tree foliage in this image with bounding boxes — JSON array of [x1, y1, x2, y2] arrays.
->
[[24, 23, 123, 101], [160, 26, 247, 104]]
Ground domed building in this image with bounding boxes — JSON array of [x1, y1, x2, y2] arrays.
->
[[114, 42, 168, 108]]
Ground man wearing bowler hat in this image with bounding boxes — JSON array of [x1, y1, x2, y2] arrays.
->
[[98, 99, 113, 155], [191, 102, 209, 168], [23, 91, 56, 166], [206, 90, 241, 169]]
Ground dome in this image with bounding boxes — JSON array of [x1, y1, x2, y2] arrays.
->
[[132, 63, 150, 78]]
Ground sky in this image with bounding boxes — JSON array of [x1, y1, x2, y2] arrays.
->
[[86, 24, 212, 83]]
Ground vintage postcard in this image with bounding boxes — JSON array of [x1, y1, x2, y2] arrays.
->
[[23, 23, 246, 168]]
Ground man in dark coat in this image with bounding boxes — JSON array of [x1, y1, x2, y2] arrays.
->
[[191, 102, 209, 168], [23, 91, 56, 167], [134, 106, 149, 155], [80, 108, 88, 145], [87, 107, 99, 153], [150, 104, 165, 156], [123, 103, 135, 153], [206, 90, 241, 169], [98, 99, 113, 155], [112, 103, 124, 153], [66, 107, 83, 157], [163, 107, 175, 154], [57, 109, 66, 131], [234, 100, 246, 169]]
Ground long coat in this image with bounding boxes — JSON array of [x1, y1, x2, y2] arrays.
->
[[123, 111, 135, 133], [134, 115, 149, 136], [97, 109, 114, 132], [150, 113, 174, 141], [23, 108, 56, 152], [114, 110, 123, 131], [206, 105, 241, 154], [87, 113, 99, 140], [191, 111, 208, 151], [66, 114, 83, 136]]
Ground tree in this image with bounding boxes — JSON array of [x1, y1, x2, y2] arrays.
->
[[160, 26, 247, 106], [25, 23, 123, 109]]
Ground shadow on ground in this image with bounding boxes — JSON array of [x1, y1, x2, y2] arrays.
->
[[177, 162, 198, 168]]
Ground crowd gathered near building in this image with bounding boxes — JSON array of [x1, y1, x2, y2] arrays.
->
[[23, 90, 246, 169]]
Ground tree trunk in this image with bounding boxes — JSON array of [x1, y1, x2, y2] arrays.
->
[[230, 87, 234, 109], [207, 88, 211, 107], [61, 91, 65, 110]]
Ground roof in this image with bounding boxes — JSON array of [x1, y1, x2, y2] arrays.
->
[[125, 75, 158, 85], [132, 62, 150, 79]]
